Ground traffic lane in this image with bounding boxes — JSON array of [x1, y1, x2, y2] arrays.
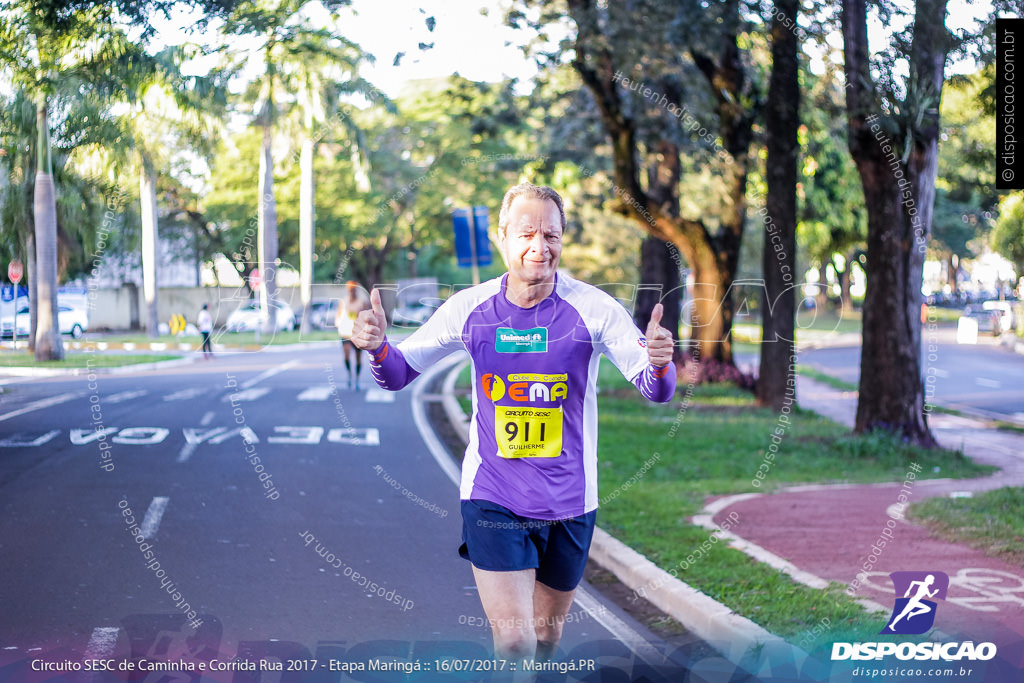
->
[[800, 342, 1024, 419], [0, 349, 487, 653], [0, 349, 681, 679]]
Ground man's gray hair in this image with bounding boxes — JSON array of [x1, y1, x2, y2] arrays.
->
[[497, 183, 566, 236]]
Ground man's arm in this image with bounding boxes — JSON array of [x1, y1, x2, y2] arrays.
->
[[634, 303, 676, 402], [352, 290, 420, 391]]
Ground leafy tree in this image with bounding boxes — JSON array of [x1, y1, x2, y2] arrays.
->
[[993, 192, 1024, 282], [842, 0, 953, 445]]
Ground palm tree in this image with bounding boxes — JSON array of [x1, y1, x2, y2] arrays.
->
[[1, 4, 150, 359], [125, 49, 227, 338], [223, 0, 363, 335], [287, 38, 387, 333]]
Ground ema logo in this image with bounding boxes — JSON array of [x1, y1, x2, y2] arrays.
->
[[881, 571, 949, 635]]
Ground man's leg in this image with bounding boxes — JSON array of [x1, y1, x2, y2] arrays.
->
[[354, 349, 362, 390], [532, 581, 576, 662], [472, 566, 537, 660]]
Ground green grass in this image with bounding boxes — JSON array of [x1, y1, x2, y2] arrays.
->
[[451, 357, 995, 647], [909, 487, 1024, 566], [796, 365, 857, 392], [0, 352, 180, 368]]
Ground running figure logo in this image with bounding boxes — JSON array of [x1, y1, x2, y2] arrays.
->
[[881, 571, 949, 635]]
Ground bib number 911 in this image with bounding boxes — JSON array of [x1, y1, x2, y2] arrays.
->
[[495, 406, 563, 458]]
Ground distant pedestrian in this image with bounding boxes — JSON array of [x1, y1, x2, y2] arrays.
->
[[197, 304, 214, 359], [336, 281, 370, 389]]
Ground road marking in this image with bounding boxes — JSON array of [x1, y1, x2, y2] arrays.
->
[[111, 428, 169, 445], [0, 392, 80, 423], [70, 428, 119, 445], [241, 358, 300, 389], [200, 411, 216, 426], [932, 368, 949, 378], [82, 626, 119, 660], [365, 387, 395, 403], [178, 426, 259, 462], [223, 387, 271, 402], [975, 377, 1001, 388], [0, 430, 60, 447], [106, 390, 148, 404], [325, 428, 379, 446], [140, 497, 169, 539], [164, 387, 206, 402], [298, 386, 334, 401]]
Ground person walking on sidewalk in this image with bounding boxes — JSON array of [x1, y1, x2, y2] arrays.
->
[[336, 281, 370, 389], [197, 304, 214, 359], [352, 182, 677, 664]]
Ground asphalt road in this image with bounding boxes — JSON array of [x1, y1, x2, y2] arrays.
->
[[0, 347, 700, 681], [795, 328, 1024, 422]]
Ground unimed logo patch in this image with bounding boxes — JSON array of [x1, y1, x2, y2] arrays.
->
[[881, 571, 949, 635]]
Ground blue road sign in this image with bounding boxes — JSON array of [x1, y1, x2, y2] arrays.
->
[[453, 206, 493, 268]]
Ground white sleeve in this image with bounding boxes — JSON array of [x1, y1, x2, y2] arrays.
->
[[596, 299, 650, 383], [395, 298, 468, 373]]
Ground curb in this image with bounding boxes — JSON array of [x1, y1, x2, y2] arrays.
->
[[0, 356, 198, 377], [437, 359, 806, 678]]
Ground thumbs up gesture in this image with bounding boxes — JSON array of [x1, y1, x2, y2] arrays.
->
[[645, 303, 673, 368], [352, 289, 389, 351]]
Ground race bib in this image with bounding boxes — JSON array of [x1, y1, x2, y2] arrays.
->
[[495, 405, 563, 458]]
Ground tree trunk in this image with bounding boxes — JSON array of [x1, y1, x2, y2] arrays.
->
[[299, 136, 314, 334], [947, 253, 958, 295], [140, 153, 160, 338], [26, 232, 36, 352], [257, 119, 279, 334], [636, 142, 682, 359], [635, 237, 681, 355], [567, 0, 758, 368], [33, 97, 63, 361], [757, 0, 800, 410], [843, 0, 946, 445]]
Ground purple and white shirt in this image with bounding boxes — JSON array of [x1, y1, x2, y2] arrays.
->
[[369, 273, 676, 520]]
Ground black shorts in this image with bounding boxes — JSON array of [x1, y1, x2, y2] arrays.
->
[[458, 499, 596, 592]]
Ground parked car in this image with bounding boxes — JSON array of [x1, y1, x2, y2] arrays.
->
[[0, 305, 88, 338], [225, 300, 296, 332], [961, 305, 1002, 336], [981, 300, 1014, 334], [392, 300, 435, 326], [309, 300, 338, 330]]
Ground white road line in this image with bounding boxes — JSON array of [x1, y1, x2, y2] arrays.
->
[[177, 441, 198, 463], [365, 387, 396, 403], [241, 358, 301, 389], [222, 387, 271, 402], [932, 368, 949, 378], [200, 411, 216, 426], [82, 626, 119, 660], [140, 497, 169, 539], [975, 377, 1001, 388], [0, 392, 80, 423], [106, 390, 148, 404], [164, 387, 207, 402], [298, 386, 334, 401], [0, 430, 60, 447]]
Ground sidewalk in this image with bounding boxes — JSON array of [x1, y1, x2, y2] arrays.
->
[[706, 375, 1024, 659], [437, 359, 1024, 680]]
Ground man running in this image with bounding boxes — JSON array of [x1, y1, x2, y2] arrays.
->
[[352, 182, 676, 662], [336, 281, 370, 390], [888, 574, 939, 631]]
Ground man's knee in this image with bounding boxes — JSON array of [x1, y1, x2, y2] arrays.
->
[[533, 615, 564, 645]]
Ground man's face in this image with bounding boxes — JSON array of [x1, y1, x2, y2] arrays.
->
[[500, 196, 563, 290]]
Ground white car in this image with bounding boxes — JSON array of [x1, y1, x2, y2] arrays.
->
[[225, 300, 296, 332], [0, 305, 88, 338]]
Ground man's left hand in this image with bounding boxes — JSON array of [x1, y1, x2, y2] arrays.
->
[[645, 303, 674, 368]]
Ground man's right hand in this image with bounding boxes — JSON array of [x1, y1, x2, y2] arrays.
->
[[352, 289, 388, 351]]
